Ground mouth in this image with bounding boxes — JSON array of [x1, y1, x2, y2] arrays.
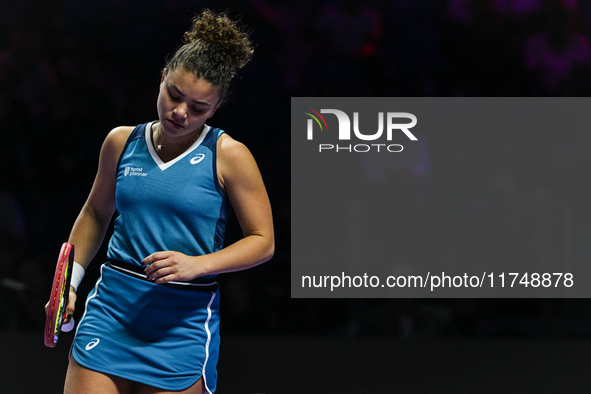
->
[[166, 119, 184, 129]]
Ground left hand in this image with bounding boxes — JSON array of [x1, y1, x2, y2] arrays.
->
[[142, 251, 201, 283]]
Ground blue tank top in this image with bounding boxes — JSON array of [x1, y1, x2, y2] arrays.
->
[[107, 122, 231, 278]]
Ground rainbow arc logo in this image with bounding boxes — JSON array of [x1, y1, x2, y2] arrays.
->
[[303, 107, 328, 139]]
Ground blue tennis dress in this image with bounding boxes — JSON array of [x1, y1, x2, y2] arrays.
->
[[71, 122, 231, 393]]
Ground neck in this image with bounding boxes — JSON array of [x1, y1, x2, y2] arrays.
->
[[154, 122, 203, 151]]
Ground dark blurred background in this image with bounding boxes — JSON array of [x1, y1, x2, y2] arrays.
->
[[3, 0, 591, 392]]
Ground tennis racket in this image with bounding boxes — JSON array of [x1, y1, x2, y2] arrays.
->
[[44, 242, 75, 348]]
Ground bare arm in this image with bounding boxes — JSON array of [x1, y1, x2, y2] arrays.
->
[[46, 126, 131, 320], [68, 126, 132, 269], [143, 133, 274, 281], [202, 133, 275, 274]]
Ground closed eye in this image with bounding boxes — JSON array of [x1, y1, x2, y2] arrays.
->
[[168, 89, 182, 102]]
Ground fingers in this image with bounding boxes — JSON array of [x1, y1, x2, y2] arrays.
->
[[45, 287, 78, 322], [64, 288, 77, 323], [143, 252, 173, 278], [143, 260, 161, 278], [145, 264, 175, 283], [141, 251, 169, 266], [141, 251, 196, 283], [143, 257, 180, 283]]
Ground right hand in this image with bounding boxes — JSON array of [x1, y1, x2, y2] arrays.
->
[[44, 286, 77, 324]]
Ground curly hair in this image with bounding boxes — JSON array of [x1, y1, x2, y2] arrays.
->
[[165, 10, 254, 104]]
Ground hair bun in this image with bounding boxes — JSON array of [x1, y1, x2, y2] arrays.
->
[[184, 10, 253, 71]]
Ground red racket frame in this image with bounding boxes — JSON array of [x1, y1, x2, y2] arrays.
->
[[44, 242, 74, 348]]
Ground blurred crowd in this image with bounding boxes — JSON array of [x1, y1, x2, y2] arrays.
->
[[2, 0, 591, 337]]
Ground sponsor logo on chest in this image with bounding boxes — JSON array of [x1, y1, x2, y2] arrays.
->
[[190, 153, 205, 164], [124, 167, 148, 177]]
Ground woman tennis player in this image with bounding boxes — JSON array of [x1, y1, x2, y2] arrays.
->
[[47, 10, 274, 394]]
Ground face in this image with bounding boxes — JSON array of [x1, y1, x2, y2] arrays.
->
[[156, 68, 221, 140]]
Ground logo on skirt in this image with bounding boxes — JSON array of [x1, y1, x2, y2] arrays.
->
[[85, 338, 100, 351]]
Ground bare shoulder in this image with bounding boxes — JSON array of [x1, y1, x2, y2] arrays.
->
[[218, 133, 253, 160], [99, 126, 135, 170], [217, 133, 259, 171], [217, 133, 261, 192], [105, 126, 134, 147], [102, 126, 134, 153]]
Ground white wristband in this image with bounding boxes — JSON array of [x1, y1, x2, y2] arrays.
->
[[70, 262, 85, 293]]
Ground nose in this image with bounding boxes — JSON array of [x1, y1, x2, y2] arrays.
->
[[173, 103, 188, 120]]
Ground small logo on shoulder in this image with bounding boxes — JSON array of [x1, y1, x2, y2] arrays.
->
[[190, 153, 205, 165], [85, 338, 100, 351]]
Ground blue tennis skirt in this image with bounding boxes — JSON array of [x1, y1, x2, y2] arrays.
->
[[71, 263, 220, 393]]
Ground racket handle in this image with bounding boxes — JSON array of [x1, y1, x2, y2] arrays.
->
[[61, 317, 75, 333]]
